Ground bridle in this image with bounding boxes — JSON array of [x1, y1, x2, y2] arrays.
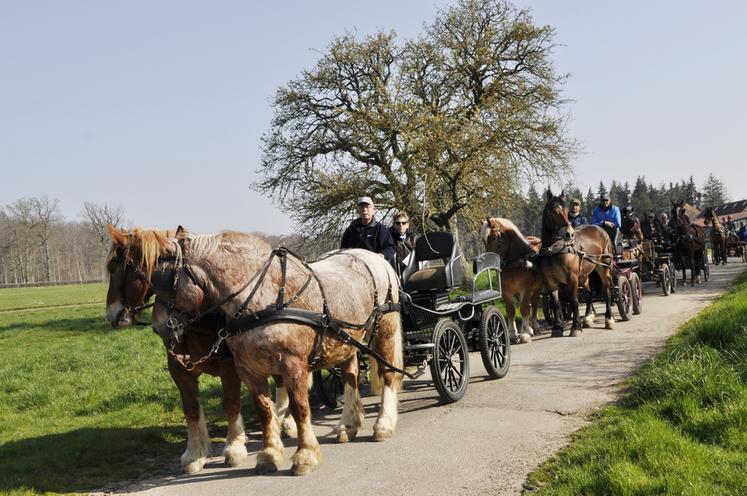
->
[[110, 234, 155, 325]]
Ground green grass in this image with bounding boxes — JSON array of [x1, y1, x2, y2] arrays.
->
[[526, 270, 747, 495], [0, 286, 257, 495], [0, 283, 107, 312]]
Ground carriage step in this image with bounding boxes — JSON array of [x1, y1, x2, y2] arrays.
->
[[404, 343, 435, 350], [436, 301, 467, 312]]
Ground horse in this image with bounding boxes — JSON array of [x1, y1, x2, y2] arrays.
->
[[104, 226, 293, 474], [481, 217, 543, 343], [149, 229, 403, 476], [702, 207, 727, 265], [670, 201, 707, 285], [535, 189, 615, 336]]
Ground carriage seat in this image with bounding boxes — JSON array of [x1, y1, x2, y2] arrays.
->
[[402, 232, 463, 293]]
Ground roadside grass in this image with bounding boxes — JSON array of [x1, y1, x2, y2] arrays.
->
[[525, 270, 747, 495], [0, 289, 257, 495], [0, 283, 106, 312]]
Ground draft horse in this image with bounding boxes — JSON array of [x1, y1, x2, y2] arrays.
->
[[481, 217, 543, 343], [671, 201, 707, 285], [150, 229, 404, 476], [535, 190, 615, 337], [702, 207, 727, 265]]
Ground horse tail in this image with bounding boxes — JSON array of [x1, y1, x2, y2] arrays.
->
[[369, 311, 404, 395]]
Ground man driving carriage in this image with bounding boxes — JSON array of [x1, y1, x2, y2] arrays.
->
[[340, 196, 396, 263], [591, 193, 623, 256], [568, 198, 588, 227], [641, 211, 666, 243]]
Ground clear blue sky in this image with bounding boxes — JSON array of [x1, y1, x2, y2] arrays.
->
[[2, 1, 744, 234]]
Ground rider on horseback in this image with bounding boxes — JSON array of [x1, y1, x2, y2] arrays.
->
[[591, 193, 623, 256]]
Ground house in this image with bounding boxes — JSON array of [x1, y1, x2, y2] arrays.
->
[[694, 199, 747, 227]]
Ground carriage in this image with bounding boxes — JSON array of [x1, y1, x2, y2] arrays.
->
[[639, 239, 677, 295], [314, 231, 511, 406]]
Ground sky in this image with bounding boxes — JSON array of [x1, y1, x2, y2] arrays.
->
[[1, 1, 745, 234]]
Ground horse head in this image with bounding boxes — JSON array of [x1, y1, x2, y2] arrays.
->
[[104, 225, 173, 328], [542, 189, 574, 244]]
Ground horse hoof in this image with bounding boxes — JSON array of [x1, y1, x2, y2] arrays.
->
[[255, 461, 279, 475], [570, 329, 582, 337], [582, 314, 595, 328], [519, 333, 532, 344], [605, 318, 615, 330], [182, 456, 207, 474], [551, 330, 564, 338], [336, 425, 358, 443], [223, 439, 248, 467], [291, 448, 321, 476]]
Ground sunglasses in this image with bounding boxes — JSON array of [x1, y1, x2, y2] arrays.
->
[[394, 221, 408, 225]]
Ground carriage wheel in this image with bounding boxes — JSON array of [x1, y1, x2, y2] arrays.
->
[[478, 306, 511, 380], [616, 276, 632, 321], [660, 264, 671, 296], [312, 368, 343, 410], [630, 272, 643, 315], [430, 319, 470, 403]]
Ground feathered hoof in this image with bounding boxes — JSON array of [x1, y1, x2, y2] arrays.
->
[[223, 438, 248, 466], [582, 314, 595, 328], [570, 328, 582, 337], [519, 333, 532, 344], [373, 419, 395, 441], [605, 318, 615, 330], [281, 417, 298, 439], [255, 448, 283, 475], [291, 448, 321, 476], [336, 425, 358, 443], [182, 456, 207, 475]]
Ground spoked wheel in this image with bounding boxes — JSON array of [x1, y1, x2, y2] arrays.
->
[[478, 306, 511, 379], [630, 272, 643, 315], [312, 368, 343, 410], [616, 275, 632, 321], [430, 319, 469, 403], [660, 264, 671, 296]]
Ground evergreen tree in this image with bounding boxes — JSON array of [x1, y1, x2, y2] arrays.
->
[[631, 176, 653, 214], [584, 187, 596, 218], [523, 184, 544, 236], [621, 181, 632, 207], [701, 173, 729, 207], [609, 180, 621, 204], [596, 181, 608, 201], [684, 175, 700, 207]]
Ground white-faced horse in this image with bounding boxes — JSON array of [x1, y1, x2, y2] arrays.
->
[[150, 229, 403, 475]]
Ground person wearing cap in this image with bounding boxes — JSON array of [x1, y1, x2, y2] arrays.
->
[[620, 205, 641, 240], [340, 196, 396, 263], [568, 198, 587, 228], [641, 211, 665, 243], [388, 210, 418, 275], [591, 193, 622, 255]]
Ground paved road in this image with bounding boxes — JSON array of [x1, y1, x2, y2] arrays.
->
[[126, 261, 745, 496]]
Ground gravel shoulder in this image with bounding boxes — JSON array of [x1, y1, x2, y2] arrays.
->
[[123, 261, 745, 496]]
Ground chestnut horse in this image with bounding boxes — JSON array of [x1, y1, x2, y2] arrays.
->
[[703, 207, 727, 265], [535, 190, 615, 336], [481, 218, 543, 343], [104, 226, 291, 474], [670, 201, 707, 285], [149, 229, 403, 476]]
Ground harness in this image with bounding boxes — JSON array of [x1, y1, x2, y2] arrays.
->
[[536, 238, 613, 269], [110, 235, 155, 325], [158, 246, 413, 377]]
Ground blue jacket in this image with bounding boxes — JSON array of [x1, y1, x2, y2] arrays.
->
[[340, 219, 396, 262], [569, 213, 587, 228], [591, 205, 621, 228]]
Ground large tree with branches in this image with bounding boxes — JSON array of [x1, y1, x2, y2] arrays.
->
[[256, 0, 576, 241]]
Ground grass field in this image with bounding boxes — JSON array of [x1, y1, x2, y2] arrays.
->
[[526, 270, 747, 495], [0, 283, 255, 495]]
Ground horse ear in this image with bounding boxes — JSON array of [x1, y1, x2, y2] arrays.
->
[[546, 188, 553, 200], [175, 225, 186, 239], [559, 189, 566, 199], [107, 224, 127, 246], [153, 232, 170, 252]]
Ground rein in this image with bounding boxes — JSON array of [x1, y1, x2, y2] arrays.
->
[[161, 246, 412, 378]]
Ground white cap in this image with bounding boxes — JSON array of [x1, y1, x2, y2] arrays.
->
[[356, 196, 373, 206]]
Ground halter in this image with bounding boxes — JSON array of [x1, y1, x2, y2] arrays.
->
[[156, 243, 411, 377], [109, 234, 155, 325]]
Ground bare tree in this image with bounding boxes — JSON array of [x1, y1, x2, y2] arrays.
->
[[81, 201, 125, 248]]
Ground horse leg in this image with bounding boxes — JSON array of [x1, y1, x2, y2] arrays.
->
[[582, 283, 595, 328], [503, 294, 519, 343], [286, 368, 322, 476], [273, 376, 297, 438], [335, 354, 363, 443], [371, 312, 403, 441], [244, 374, 284, 474], [167, 358, 210, 474], [518, 289, 533, 343], [569, 273, 582, 337], [530, 280, 542, 333], [602, 267, 614, 329], [220, 363, 248, 466], [550, 289, 564, 337]]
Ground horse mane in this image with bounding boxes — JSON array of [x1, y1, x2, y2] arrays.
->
[[482, 217, 535, 258], [186, 231, 271, 262], [106, 228, 176, 280]]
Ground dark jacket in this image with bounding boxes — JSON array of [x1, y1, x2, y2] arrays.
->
[[388, 227, 417, 269], [641, 218, 664, 241], [569, 213, 587, 228], [340, 219, 395, 262]]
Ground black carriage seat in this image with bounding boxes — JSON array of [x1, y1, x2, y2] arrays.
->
[[402, 231, 463, 293], [457, 251, 501, 303]]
